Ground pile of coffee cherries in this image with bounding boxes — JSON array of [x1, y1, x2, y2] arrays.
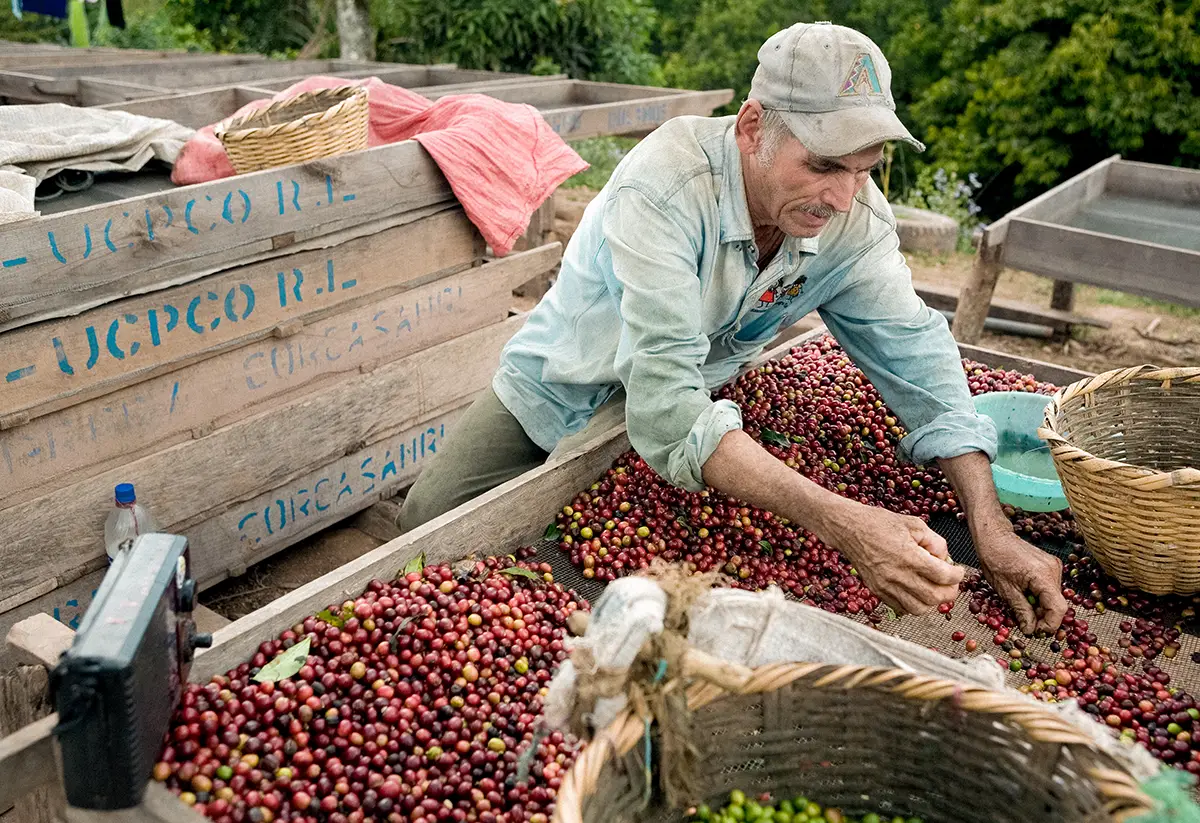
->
[[690, 789, 924, 823], [156, 554, 586, 822]]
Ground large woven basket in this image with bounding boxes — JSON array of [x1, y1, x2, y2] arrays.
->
[[1039, 365, 1200, 595], [214, 85, 370, 174], [555, 662, 1154, 823]]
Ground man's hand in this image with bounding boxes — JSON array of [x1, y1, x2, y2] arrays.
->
[[975, 529, 1068, 635], [816, 500, 964, 616]]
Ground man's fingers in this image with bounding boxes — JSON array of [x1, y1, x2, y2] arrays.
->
[[1032, 575, 1069, 633], [910, 521, 949, 560], [912, 545, 965, 587], [994, 579, 1037, 634]]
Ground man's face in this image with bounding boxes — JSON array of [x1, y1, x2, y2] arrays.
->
[[737, 105, 885, 238]]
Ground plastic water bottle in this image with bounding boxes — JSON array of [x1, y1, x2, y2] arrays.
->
[[104, 483, 160, 563]]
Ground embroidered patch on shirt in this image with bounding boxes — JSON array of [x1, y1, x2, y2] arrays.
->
[[838, 53, 884, 97], [756, 274, 808, 311]]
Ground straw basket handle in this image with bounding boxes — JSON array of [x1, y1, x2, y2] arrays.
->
[[1038, 364, 1200, 488]]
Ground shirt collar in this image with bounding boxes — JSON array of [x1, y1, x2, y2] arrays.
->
[[716, 121, 821, 256]]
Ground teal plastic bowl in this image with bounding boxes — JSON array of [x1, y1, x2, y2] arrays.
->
[[972, 391, 1069, 512]]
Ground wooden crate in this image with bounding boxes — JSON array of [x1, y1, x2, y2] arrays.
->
[[953, 156, 1200, 343], [0, 328, 1094, 822]]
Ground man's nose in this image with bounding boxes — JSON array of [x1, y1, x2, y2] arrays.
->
[[821, 173, 858, 213]]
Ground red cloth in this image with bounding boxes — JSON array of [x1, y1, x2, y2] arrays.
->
[[171, 76, 588, 255]]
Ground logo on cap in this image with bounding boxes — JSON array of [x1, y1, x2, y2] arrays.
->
[[838, 52, 884, 97]]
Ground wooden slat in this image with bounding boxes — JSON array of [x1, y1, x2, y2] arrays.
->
[[96, 86, 261, 129], [1107, 160, 1200, 205], [0, 243, 559, 508], [955, 342, 1095, 387], [1004, 217, 1200, 307], [0, 714, 57, 813], [986, 154, 1118, 248], [539, 90, 734, 139], [77, 77, 174, 106], [0, 139, 456, 333], [0, 208, 479, 423], [913, 282, 1109, 330]]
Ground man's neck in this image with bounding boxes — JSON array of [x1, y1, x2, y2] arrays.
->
[[741, 154, 784, 269]]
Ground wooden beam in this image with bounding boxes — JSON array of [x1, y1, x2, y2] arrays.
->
[[913, 282, 1107, 331], [0, 714, 58, 814], [0, 209, 479, 424], [1004, 217, 1200, 307], [0, 139, 456, 333], [5, 614, 73, 668], [950, 241, 1005, 345], [1049, 280, 1076, 314], [1107, 159, 1200, 205], [539, 90, 733, 140], [0, 313, 527, 611], [956, 342, 1094, 387], [76, 77, 172, 106], [0, 242, 558, 508], [96, 86, 260, 129]]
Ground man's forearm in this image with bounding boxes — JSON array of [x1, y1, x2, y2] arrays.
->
[[701, 429, 851, 537], [936, 451, 1011, 538]]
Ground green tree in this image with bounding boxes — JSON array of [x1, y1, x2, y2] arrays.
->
[[912, 0, 1200, 213], [372, 0, 660, 84], [163, 0, 325, 56]]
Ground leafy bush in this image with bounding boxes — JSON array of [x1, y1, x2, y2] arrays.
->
[[373, 0, 661, 85], [913, 0, 1200, 214], [561, 136, 639, 189]]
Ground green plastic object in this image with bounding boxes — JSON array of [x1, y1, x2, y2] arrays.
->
[[972, 391, 1069, 512]]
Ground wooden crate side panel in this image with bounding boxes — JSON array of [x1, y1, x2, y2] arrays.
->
[[0, 140, 456, 332], [77, 77, 172, 105], [987, 155, 1118, 247], [0, 314, 525, 611], [1003, 218, 1200, 307], [541, 90, 734, 140], [94, 86, 255, 127], [0, 244, 560, 507], [1107, 160, 1200, 205], [0, 210, 479, 423]]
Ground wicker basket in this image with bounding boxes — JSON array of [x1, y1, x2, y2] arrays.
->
[[555, 662, 1154, 823], [1038, 365, 1200, 595], [214, 85, 370, 174]]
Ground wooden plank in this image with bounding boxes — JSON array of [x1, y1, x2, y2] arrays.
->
[[956, 342, 1095, 387], [0, 313, 526, 611], [350, 498, 404, 542], [75, 59, 401, 88], [538, 90, 734, 140], [187, 401, 472, 583], [0, 243, 559, 507], [986, 154, 1118, 248], [0, 70, 59, 103], [913, 281, 1109, 329], [4, 614, 73, 668], [0, 714, 57, 814], [1107, 160, 1200, 205], [192, 605, 231, 636], [77, 77, 174, 106], [96, 86, 258, 129], [1004, 217, 1200, 307], [0, 139, 457, 333], [0, 208, 480, 424]]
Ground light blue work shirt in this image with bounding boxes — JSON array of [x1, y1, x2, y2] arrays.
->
[[493, 115, 998, 491]]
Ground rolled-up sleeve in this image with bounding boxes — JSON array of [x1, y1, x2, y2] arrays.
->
[[817, 228, 998, 465], [603, 185, 743, 491]]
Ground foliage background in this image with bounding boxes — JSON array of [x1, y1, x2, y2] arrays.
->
[[2, 0, 1197, 218]]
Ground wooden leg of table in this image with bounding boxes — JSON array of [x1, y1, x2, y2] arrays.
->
[[1050, 280, 1076, 312], [951, 241, 1004, 344]]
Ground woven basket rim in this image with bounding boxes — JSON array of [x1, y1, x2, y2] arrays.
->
[[214, 84, 368, 144], [1039, 364, 1200, 485], [554, 661, 1155, 823]]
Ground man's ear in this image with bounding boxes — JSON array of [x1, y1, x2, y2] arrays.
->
[[735, 99, 765, 157]]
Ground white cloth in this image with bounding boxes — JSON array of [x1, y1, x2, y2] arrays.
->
[[546, 578, 1162, 781], [0, 103, 194, 224]]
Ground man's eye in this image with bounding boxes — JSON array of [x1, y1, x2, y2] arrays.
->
[[808, 163, 836, 174]]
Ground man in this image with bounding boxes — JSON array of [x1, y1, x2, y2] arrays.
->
[[401, 22, 1068, 634]]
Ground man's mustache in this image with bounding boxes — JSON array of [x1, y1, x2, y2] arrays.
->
[[797, 203, 837, 219]]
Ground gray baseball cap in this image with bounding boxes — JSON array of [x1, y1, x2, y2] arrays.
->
[[749, 21, 925, 157]]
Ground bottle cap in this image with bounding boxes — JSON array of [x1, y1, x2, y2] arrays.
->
[[114, 483, 136, 505]]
